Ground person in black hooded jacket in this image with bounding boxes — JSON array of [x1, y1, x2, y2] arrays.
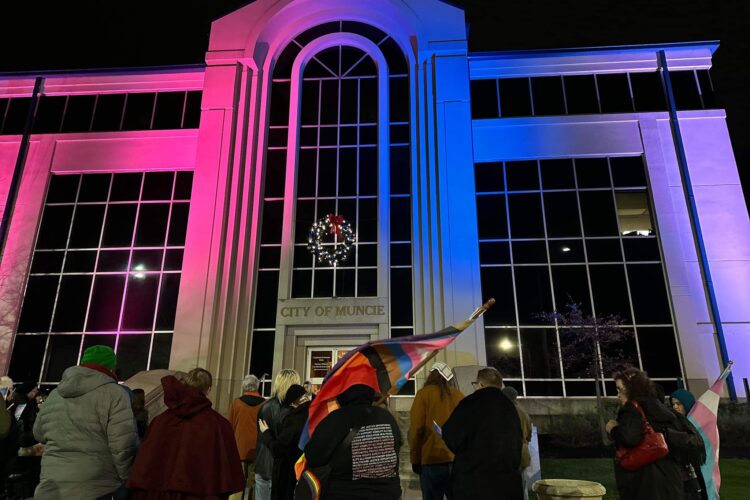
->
[[606, 368, 683, 500], [442, 367, 523, 500], [304, 384, 402, 500], [259, 384, 311, 500]]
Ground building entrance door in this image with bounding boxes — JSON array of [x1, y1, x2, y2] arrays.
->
[[305, 347, 350, 394]]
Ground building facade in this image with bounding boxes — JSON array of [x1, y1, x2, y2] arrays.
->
[[1, 0, 748, 410]]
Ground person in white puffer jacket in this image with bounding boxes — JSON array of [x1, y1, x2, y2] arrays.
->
[[33, 345, 137, 500]]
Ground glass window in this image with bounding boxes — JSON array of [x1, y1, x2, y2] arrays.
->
[[512, 241, 547, 264], [637, 327, 681, 377], [508, 194, 544, 238], [551, 265, 591, 314], [575, 158, 610, 189], [122, 93, 155, 131], [11, 172, 192, 383], [91, 94, 126, 132], [563, 75, 599, 114], [596, 74, 633, 113], [33, 95, 66, 134], [61, 95, 96, 133], [548, 240, 584, 264], [531, 77, 565, 116], [520, 328, 560, 378], [470, 80, 499, 119], [627, 264, 672, 324], [696, 70, 717, 108], [499, 78, 532, 117], [480, 267, 516, 325], [153, 92, 185, 130], [183, 91, 202, 128], [506, 161, 539, 191], [615, 191, 653, 236], [588, 264, 631, 319], [540, 159, 576, 190], [629, 72, 667, 112], [513, 266, 552, 324], [670, 71, 701, 110], [485, 328, 521, 377], [544, 192, 581, 237], [579, 191, 619, 236], [476, 157, 679, 394], [610, 156, 647, 188], [474, 162, 504, 193], [3, 97, 32, 134]]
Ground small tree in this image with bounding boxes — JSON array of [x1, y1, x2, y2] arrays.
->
[[539, 302, 635, 445]]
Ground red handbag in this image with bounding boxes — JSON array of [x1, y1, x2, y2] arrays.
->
[[615, 400, 669, 471]]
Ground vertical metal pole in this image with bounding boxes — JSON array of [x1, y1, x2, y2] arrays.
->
[[657, 51, 736, 400], [0, 76, 44, 260], [743, 377, 749, 401]]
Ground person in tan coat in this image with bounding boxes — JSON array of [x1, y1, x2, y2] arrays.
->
[[229, 374, 265, 500], [410, 362, 464, 500]]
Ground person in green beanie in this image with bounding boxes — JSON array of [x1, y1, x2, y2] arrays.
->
[[33, 345, 137, 500]]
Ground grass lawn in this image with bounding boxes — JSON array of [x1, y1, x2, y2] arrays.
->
[[540, 458, 750, 499]]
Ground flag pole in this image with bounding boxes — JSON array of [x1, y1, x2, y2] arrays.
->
[[379, 298, 496, 401]]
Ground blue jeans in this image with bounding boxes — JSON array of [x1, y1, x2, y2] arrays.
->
[[420, 464, 452, 500], [254, 474, 271, 500]]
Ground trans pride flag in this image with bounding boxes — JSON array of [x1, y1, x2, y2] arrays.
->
[[688, 361, 732, 500], [294, 299, 495, 476]]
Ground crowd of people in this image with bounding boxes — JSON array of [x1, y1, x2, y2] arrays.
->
[[0, 345, 712, 500]]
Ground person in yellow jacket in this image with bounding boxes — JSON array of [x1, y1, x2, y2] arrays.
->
[[409, 362, 464, 500]]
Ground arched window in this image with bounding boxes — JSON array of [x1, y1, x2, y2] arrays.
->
[[250, 22, 413, 377]]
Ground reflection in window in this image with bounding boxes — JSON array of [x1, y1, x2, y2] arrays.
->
[[474, 157, 681, 397], [616, 192, 653, 236], [9, 171, 193, 383]]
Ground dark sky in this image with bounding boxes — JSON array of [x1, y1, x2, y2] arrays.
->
[[2, 0, 749, 209]]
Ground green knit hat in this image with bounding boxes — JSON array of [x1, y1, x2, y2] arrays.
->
[[81, 345, 117, 371]]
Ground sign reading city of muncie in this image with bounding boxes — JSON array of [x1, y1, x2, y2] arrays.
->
[[276, 298, 388, 325]]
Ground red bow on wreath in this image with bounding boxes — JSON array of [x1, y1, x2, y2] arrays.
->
[[326, 214, 345, 238]]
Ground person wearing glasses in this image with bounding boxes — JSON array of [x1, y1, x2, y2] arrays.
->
[[442, 367, 523, 500]]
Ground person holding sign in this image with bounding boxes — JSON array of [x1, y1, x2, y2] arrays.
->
[[409, 362, 464, 500]]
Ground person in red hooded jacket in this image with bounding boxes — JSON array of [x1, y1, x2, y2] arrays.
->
[[128, 368, 244, 500]]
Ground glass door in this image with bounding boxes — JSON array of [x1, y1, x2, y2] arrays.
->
[[305, 347, 349, 394]]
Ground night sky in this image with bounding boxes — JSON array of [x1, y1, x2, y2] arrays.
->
[[2, 0, 749, 210]]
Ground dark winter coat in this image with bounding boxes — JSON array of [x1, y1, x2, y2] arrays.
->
[[259, 400, 310, 500], [442, 386, 523, 500], [255, 397, 282, 480], [127, 376, 244, 500], [609, 397, 683, 500], [10, 398, 38, 448], [305, 386, 402, 500]]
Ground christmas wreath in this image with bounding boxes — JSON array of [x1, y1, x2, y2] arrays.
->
[[307, 213, 356, 266]]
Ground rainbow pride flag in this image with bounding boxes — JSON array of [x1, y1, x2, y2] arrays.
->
[[688, 361, 732, 500], [294, 299, 494, 477]]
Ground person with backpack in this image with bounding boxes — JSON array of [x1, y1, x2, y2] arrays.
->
[[229, 374, 265, 500], [606, 368, 683, 500], [304, 384, 402, 500], [409, 362, 464, 500], [669, 389, 708, 500]]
